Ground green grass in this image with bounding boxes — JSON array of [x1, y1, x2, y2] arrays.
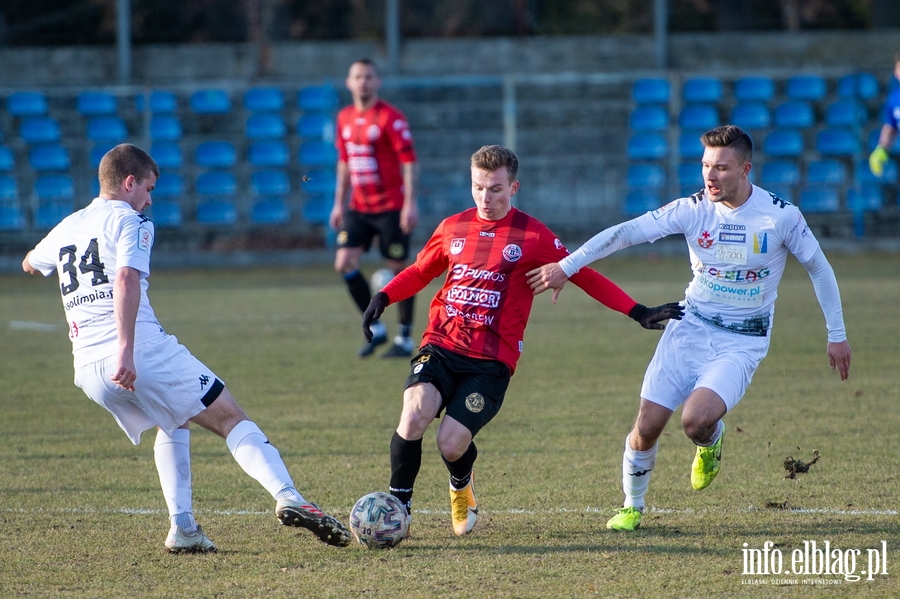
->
[[1, 253, 898, 597]]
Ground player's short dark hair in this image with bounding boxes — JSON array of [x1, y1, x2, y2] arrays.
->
[[350, 58, 380, 77], [98, 143, 159, 190], [701, 125, 753, 164], [471, 145, 518, 182]]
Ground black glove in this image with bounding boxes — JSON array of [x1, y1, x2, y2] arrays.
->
[[362, 292, 390, 342], [629, 302, 684, 330]]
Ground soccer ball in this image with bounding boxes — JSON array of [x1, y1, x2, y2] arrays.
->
[[348, 491, 410, 549], [370, 268, 395, 291]]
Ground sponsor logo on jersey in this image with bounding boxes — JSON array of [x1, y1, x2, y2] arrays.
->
[[480, 231, 495, 237], [69, 321, 79, 339], [651, 201, 678, 220], [693, 274, 764, 307], [718, 232, 746, 243], [698, 230, 714, 249], [465, 393, 485, 413], [447, 285, 501, 308], [138, 227, 152, 253], [450, 264, 506, 282], [345, 142, 373, 155], [502, 244, 522, 262], [769, 193, 791, 209], [445, 304, 495, 325], [719, 224, 746, 231], [450, 238, 466, 255], [753, 232, 768, 253], [716, 243, 748, 265], [199, 374, 210, 390], [703, 266, 770, 282], [63, 290, 113, 312]]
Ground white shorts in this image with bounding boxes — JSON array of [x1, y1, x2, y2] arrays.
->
[[640, 311, 769, 412], [74, 335, 224, 444]]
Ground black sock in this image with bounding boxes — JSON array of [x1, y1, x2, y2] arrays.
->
[[389, 432, 422, 514], [344, 270, 371, 313], [442, 442, 477, 490], [398, 297, 414, 337]]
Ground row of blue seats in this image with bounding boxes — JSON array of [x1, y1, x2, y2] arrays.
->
[[0, 139, 338, 172], [4, 86, 340, 117], [3, 112, 334, 145], [628, 127, 894, 160], [633, 73, 887, 105], [631, 99, 875, 132]]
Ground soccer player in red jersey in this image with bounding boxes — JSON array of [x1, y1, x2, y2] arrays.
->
[[362, 145, 683, 536], [332, 58, 420, 358]]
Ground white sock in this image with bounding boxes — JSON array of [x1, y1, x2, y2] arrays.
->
[[621, 433, 658, 511], [154, 428, 197, 532], [696, 420, 725, 447], [225, 420, 303, 502]]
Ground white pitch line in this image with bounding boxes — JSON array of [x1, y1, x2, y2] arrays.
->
[[9, 320, 61, 331]]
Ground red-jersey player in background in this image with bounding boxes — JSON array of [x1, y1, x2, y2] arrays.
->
[[362, 145, 683, 537], [332, 58, 420, 358]]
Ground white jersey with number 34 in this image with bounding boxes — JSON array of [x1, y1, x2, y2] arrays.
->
[[27, 198, 164, 366]]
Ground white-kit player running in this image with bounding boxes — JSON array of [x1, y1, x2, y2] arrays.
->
[[22, 143, 350, 552], [527, 125, 852, 531]]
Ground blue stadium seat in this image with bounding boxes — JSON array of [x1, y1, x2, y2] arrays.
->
[[734, 77, 775, 102], [677, 162, 703, 193], [786, 75, 827, 101], [251, 198, 289, 225], [629, 106, 668, 131], [149, 116, 182, 141], [760, 160, 800, 185], [815, 129, 861, 157], [19, 117, 61, 143], [678, 130, 705, 159], [678, 104, 718, 130], [35, 201, 74, 229], [623, 189, 662, 215], [730, 103, 771, 130], [854, 159, 897, 184], [91, 178, 100, 197], [825, 100, 867, 127], [632, 78, 669, 104], [89, 142, 118, 168], [250, 170, 290, 196], [773, 101, 814, 128], [0, 205, 26, 230], [847, 185, 883, 212], [0, 146, 14, 172], [244, 87, 285, 112], [246, 114, 287, 139], [7, 92, 48, 116], [765, 185, 794, 205], [626, 133, 667, 160], [196, 199, 237, 224], [298, 85, 339, 112], [0, 175, 17, 201], [837, 73, 880, 100], [683, 78, 723, 104], [248, 140, 289, 167], [135, 90, 178, 113], [153, 173, 185, 197], [627, 163, 665, 189], [299, 141, 338, 166], [302, 196, 332, 224], [799, 185, 839, 213], [76, 91, 117, 116], [35, 174, 75, 201], [195, 141, 236, 168], [297, 113, 336, 140], [867, 128, 900, 154], [196, 171, 237, 196], [151, 142, 183, 169], [763, 129, 803, 157], [148, 201, 182, 227], [300, 169, 337, 195], [87, 116, 128, 141], [190, 89, 231, 114], [806, 160, 847, 185], [29, 145, 70, 171]]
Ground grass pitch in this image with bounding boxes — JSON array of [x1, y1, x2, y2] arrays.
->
[[1, 252, 898, 598]]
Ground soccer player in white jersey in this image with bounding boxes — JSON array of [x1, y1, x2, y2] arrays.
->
[[22, 143, 350, 552], [526, 125, 852, 531]]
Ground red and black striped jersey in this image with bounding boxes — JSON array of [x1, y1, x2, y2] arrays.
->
[[382, 207, 637, 373]]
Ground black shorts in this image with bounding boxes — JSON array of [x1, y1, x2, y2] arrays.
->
[[404, 344, 511, 437], [337, 209, 410, 261]]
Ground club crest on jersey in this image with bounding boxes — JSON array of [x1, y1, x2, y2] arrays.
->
[[367, 124, 381, 140], [465, 393, 485, 413], [697, 230, 714, 249], [450, 238, 466, 255], [502, 244, 522, 262], [554, 238, 564, 250]]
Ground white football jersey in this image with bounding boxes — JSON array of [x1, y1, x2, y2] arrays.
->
[[635, 185, 820, 335], [28, 198, 165, 366]]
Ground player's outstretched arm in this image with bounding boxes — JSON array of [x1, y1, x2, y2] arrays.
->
[[526, 262, 569, 302], [21, 251, 41, 275], [629, 302, 684, 330], [827, 340, 851, 381]]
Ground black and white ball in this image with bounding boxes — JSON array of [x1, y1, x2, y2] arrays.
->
[[348, 492, 410, 549]]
